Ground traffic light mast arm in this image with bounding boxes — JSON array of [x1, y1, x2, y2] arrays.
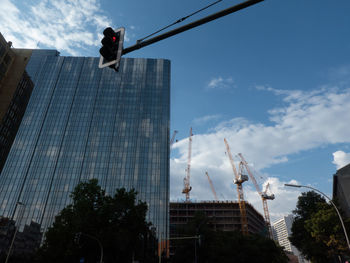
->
[[122, 0, 264, 56]]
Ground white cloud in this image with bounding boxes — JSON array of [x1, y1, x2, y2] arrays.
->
[[329, 64, 350, 83], [171, 87, 350, 221], [332, 150, 350, 170], [207, 76, 235, 90], [193, 114, 222, 126], [0, 0, 114, 55]]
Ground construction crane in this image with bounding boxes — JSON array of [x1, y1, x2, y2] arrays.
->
[[224, 138, 249, 235], [205, 171, 218, 201], [262, 183, 274, 200], [170, 130, 178, 149], [237, 153, 275, 238], [182, 127, 193, 201]]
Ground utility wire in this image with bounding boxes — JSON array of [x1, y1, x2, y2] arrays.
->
[[136, 0, 222, 43], [123, 0, 264, 55]]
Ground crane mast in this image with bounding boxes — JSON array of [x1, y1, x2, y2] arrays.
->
[[205, 171, 218, 201], [170, 130, 178, 149], [182, 127, 193, 201], [224, 138, 249, 235], [237, 153, 275, 238]]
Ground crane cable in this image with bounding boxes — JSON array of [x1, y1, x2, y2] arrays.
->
[[136, 0, 223, 43]]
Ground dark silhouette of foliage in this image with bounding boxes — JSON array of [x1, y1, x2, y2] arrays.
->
[[290, 191, 350, 263], [34, 179, 157, 263], [171, 211, 288, 263]]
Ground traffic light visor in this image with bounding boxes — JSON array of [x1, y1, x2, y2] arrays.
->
[[103, 27, 115, 38]]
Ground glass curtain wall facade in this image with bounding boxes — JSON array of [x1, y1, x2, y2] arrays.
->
[[0, 50, 170, 239]]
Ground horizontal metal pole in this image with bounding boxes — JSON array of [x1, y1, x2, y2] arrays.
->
[[168, 236, 200, 240], [122, 0, 264, 55]]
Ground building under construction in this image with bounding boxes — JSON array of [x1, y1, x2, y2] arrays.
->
[[170, 200, 267, 235]]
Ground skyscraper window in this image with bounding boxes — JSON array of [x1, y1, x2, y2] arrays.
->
[[0, 50, 170, 239]]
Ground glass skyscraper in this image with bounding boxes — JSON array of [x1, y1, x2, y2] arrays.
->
[[0, 50, 170, 239]]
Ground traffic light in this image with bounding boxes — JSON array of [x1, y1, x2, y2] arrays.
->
[[98, 27, 125, 69], [99, 27, 118, 61]]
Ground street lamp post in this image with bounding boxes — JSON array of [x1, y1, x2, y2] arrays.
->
[[77, 232, 103, 263], [159, 232, 162, 263], [285, 183, 350, 251], [5, 201, 26, 263]]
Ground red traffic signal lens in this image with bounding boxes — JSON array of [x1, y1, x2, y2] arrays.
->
[[112, 36, 116, 42]]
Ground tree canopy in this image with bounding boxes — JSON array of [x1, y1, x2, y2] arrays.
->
[[171, 211, 288, 263], [35, 179, 157, 263], [289, 191, 350, 263]]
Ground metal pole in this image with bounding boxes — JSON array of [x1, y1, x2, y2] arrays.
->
[[158, 232, 162, 263], [285, 184, 350, 251], [168, 236, 200, 240], [167, 236, 200, 262], [122, 0, 264, 55], [194, 237, 197, 263], [5, 202, 25, 263], [79, 233, 103, 263]]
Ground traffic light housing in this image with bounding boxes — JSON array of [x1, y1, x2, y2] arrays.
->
[[98, 27, 125, 69]]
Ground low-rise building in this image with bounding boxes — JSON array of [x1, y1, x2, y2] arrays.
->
[[0, 217, 42, 261], [170, 200, 267, 235]]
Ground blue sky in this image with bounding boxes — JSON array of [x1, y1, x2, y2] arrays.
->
[[2, 0, 350, 221]]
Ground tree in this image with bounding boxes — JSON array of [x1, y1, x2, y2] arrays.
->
[[208, 231, 288, 263], [171, 211, 288, 263], [35, 179, 157, 263], [305, 202, 349, 256], [290, 191, 350, 263], [171, 212, 217, 263]]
